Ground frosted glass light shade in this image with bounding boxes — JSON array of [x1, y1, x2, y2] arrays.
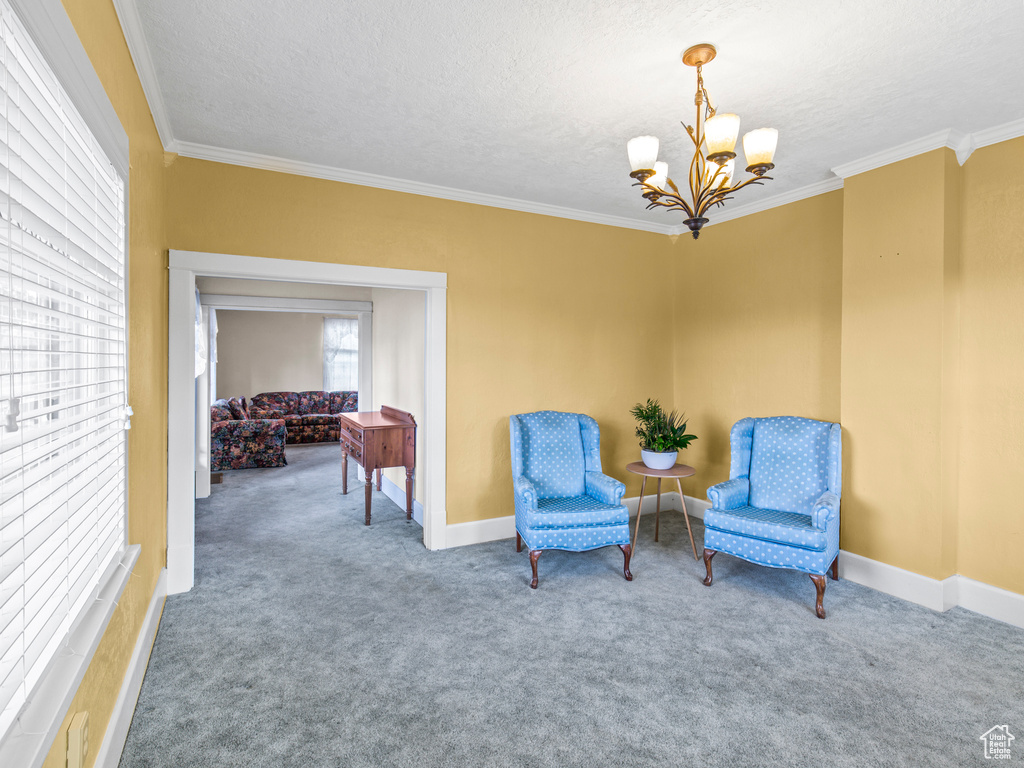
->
[[705, 113, 740, 157], [720, 158, 735, 186], [648, 161, 668, 190], [743, 128, 778, 167], [702, 158, 735, 188], [627, 135, 660, 171]]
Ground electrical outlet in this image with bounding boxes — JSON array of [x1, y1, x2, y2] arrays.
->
[[67, 711, 89, 768]]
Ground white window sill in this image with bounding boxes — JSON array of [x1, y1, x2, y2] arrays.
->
[[0, 544, 141, 768]]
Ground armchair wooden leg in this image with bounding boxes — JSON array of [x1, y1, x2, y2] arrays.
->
[[830, 555, 839, 581], [516, 532, 522, 552], [810, 573, 827, 619], [702, 548, 716, 586], [618, 544, 633, 582], [529, 550, 542, 589]]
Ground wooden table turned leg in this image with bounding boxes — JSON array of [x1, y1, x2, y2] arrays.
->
[[675, 478, 699, 560], [364, 469, 373, 526], [341, 448, 348, 495], [405, 467, 414, 521]]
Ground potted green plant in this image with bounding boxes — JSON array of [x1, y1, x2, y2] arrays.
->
[[630, 398, 698, 470]]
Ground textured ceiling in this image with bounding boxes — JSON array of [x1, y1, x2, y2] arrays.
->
[[131, 0, 1024, 230]]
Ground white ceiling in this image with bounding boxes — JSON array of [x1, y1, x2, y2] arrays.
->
[[121, 0, 1024, 233]]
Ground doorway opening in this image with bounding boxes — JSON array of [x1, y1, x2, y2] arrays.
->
[[168, 250, 447, 595]]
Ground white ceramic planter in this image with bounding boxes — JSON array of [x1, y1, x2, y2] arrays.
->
[[641, 449, 677, 470]]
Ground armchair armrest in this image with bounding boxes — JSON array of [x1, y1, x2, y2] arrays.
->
[[707, 477, 749, 511], [811, 491, 840, 530], [514, 476, 538, 511], [585, 471, 626, 505]]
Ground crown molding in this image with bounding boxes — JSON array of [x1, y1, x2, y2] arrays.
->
[[173, 141, 676, 235], [972, 117, 1024, 152], [832, 117, 1024, 180], [111, 0, 177, 151], [831, 129, 958, 179], [676, 176, 846, 235]]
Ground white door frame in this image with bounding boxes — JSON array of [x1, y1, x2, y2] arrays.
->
[[167, 250, 448, 595]]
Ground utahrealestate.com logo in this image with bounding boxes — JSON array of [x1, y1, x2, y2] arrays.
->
[[980, 725, 1015, 760]]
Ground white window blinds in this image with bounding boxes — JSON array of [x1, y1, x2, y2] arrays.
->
[[0, 0, 127, 741], [323, 317, 358, 392]]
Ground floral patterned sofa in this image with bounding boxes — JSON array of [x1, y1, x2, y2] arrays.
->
[[249, 391, 358, 444], [210, 397, 287, 471]]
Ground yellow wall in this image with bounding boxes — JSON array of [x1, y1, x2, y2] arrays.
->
[[164, 158, 678, 519], [958, 136, 1024, 594], [674, 146, 1023, 596], [840, 149, 961, 580], [45, 1, 169, 766], [669, 191, 845, 499]]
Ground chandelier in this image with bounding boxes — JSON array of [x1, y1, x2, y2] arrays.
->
[[627, 44, 778, 239]]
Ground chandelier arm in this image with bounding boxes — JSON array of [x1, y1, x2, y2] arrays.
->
[[696, 189, 735, 216], [703, 175, 767, 205], [631, 180, 697, 217], [697, 176, 768, 215], [724, 176, 769, 194], [652, 194, 696, 217]]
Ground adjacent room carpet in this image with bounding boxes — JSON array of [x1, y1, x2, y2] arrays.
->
[[119, 444, 1024, 767]]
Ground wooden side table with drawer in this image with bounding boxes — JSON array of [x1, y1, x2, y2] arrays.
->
[[338, 405, 416, 525]]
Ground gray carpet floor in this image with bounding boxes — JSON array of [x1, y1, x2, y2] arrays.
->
[[119, 444, 1024, 767]]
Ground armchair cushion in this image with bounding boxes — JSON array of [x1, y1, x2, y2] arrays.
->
[[526, 495, 628, 530], [585, 471, 625, 506], [748, 417, 831, 515], [515, 411, 586, 499], [707, 477, 749, 510], [704, 506, 828, 552]]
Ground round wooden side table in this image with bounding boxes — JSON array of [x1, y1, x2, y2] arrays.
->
[[625, 461, 699, 560]]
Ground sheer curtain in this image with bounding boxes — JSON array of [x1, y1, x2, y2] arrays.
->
[[323, 317, 358, 391]]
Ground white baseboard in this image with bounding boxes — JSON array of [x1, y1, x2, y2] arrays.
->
[[95, 568, 167, 768], [446, 514, 517, 548], [956, 576, 1024, 629], [837, 551, 1024, 629], [838, 550, 951, 612]]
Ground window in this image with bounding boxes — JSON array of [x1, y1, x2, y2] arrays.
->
[[0, 0, 128, 741], [323, 316, 358, 391]]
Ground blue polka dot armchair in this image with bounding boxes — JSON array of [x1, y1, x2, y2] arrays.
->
[[509, 411, 633, 589], [703, 416, 842, 618]]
